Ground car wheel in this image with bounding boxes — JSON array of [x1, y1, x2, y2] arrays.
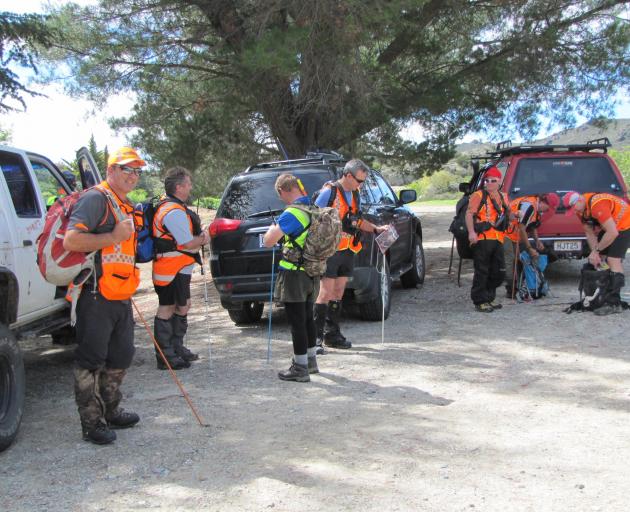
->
[[0, 324, 25, 452], [400, 235, 425, 289], [359, 257, 391, 321], [227, 301, 264, 325]]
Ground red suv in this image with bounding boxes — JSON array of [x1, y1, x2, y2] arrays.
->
[[461, 138, 629, 259]]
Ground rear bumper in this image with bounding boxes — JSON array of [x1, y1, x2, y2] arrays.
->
[[532, 236, 589, 259]]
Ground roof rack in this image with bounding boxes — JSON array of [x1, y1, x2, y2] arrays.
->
[[487, 137, 611, 157], [244, 151, 346, 173]]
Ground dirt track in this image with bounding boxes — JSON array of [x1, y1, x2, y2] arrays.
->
[[2, 206, 629, 511]]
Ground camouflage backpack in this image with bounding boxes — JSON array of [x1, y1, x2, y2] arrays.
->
[[282, 204, 342, 277]]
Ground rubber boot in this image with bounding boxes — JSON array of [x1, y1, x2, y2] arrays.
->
[[99, 368, 140, 429], [171, 314, 199, 362], [324, 300, 351, 349], [154, 316, 189, 370], [594, 272, 625, 316], [74, 366, 116, 445], [313, 303, 328, 355]]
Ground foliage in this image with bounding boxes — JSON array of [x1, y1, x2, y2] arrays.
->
[[610, 148, 630, 186], [127, 188, 148, 204], [0, 123, 11, 142], [42, 0, 629, 183], [0, 11, 55, 111], [195, 196, 221, 210]]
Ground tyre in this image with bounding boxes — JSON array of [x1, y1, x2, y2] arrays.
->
[[227, 301, 264, 325], [0, 324, 25, 452], [400, 235, 426, 288], [359, 257, 391, 321]]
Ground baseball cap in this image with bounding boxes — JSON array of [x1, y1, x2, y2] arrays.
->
[[541, 192, 560, 212], [562, 191, 581, 216], [484, 167, 502, 180], [107, 147, 146, 168]]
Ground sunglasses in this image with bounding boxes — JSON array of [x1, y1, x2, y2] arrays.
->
[[119, 165, 143, 177], [484, 178, 500, 183], [352, 174, 366, 184]]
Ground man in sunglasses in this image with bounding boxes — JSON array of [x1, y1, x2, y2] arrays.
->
[[313, 159, 388, 350], [63, 146, 146, 444], [465, 166, 510, 312]]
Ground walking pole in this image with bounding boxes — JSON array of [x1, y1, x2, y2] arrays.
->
[[199, 249, 212, 364], [511, 235, 519, 301], [132, 298, 207, 427], [267, 244, 276, 363], [381, 251, 386, 345], [448, 235, 455, 275]]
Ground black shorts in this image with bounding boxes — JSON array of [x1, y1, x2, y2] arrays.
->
[[324, 249, 355, 278], [154, 273, 192, 306], [598, 229, 630, 259]]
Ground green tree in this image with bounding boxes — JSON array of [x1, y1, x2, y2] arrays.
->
[[0, 11, 55, 111], [88, 134, 108, 174], [44, 0, 629, 182], [0, 123, 11, 143]]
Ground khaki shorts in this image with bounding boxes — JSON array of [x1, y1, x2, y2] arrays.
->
[[274, 270, 320, 303]]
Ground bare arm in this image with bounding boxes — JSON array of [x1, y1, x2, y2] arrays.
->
[[63, 218, 134, 252], [263, 224, 284, 247], [179, 230, 209, 251], [465, 210, 477, 244]]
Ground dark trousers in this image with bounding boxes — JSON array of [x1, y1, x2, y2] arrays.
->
[[471, 239, 506, 305], [284, 301, 316, 356], [74, 290, 135, 370]]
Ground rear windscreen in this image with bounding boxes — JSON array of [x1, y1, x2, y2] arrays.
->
[[509, 157, 623, 196], [217, 169, 332, 220]]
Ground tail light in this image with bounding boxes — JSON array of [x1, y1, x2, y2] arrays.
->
[[209, 218, 242, 238]]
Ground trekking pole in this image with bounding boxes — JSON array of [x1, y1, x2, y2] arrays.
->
[[199, 248, 212, 364], [131, 298, 207, 427], [267, 244, 276, 362], [511, 236, 519, 302], [380, 251, 386, 345], [448, 235, 455, 275]]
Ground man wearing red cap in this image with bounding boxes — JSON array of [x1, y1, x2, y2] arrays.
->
[[63, 146, 145, 444], [563, 191, 630, 315], [465, 166, 510, 312], [504, 192, 560, 297]]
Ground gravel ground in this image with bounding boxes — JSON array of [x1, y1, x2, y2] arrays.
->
[[1, 205, 629, 512]]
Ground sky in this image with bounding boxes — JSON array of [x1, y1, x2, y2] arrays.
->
[[1, 0, 629, 163]]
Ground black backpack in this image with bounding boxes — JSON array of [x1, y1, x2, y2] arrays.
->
[[564, 263, 629, 313]]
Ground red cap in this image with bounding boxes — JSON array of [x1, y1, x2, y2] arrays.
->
[[541, 192, 560, 212], [484, 167, 502, 180], [563, 191, 581, 217]]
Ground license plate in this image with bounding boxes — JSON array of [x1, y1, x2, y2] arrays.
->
[[554, 240, 581, 251]]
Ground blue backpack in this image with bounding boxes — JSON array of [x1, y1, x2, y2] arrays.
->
[[518, 251, 549, 300], [135, 197, 160, 263]]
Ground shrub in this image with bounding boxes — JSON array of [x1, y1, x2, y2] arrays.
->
[[197, 196, 221, 209], [127, 188, 148, 204]]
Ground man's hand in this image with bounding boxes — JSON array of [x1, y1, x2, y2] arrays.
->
[[468, 232, 478, 245], [112, 218, 134, 243], [535, 240, 545, 251], [588, 250, 602, 267], [375, 224, 389, 235]]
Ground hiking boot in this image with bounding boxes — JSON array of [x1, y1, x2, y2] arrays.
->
[[594, 303, 623, 316], [178, 346, 199, 362], [315, 342, 327, 356], [308, 356, 319, 374], [106, 409, 140, 429], [324, 333, 352, 349], [278, 362, 310, 382], [489, 301, 503, 310], [82, 422, 116, 445], [475, 303, 494, 313], [156, 357, 190, 370]]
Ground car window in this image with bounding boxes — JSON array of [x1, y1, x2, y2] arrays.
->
[[363, 172, 384, 204], [30, 160, 73, 209], [373, 173, 397, 205], [217, 169, 332, 220], [509, 157, 623, 196], [0, 151, 39, 218]]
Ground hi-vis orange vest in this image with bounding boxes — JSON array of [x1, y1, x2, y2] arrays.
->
[[579, 193, 630, 231], [505, 195, 541, 243], [94, 181, 141, 301], [330, 184, 362, 253], [471, 189, 509, 242], [151, 201, 197, 286]]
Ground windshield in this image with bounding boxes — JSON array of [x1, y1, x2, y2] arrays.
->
[[509, 156, 623, 197], [217, 168, 333, 220]]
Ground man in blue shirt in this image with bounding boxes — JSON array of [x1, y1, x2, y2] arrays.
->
[[263, 174, 320, 382]]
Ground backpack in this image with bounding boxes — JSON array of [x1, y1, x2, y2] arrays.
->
[[517, 251, 549, 301], [134, 197, 160, 263], [36, 187, 125, 286], [282, 203, 342, 277], [564, 264, 629, 313]]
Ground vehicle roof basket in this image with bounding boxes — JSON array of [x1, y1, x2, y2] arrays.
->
[[487, 138, 611, 157], [495, 140, 512, 151], [244, 151, 346, 173]]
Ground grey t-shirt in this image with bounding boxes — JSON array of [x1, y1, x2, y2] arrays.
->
[[162, 207, 195, 275]]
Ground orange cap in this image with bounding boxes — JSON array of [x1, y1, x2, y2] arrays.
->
[[107, 147, 146, 168]]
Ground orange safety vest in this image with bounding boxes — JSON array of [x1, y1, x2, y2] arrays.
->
[[94, 181, 141, 301], [579, 193, 630, 231], [152, 201, 197, 286], [471, 189, 509, 242], [330, 184, 362, 253], [505, 195, 541, 243]]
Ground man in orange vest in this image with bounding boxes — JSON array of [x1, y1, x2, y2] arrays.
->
[[313, 159, 388, 349], [504, 192, 560, 297], [64, 147, 145, 445], [564, 191, 630, 315], [152, 167, 209, 369], [465, 166, 510, 312]]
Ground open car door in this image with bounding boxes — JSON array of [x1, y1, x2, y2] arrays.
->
[[76, 147, 103, 190]]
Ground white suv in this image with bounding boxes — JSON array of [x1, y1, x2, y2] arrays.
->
[[0, 145, 101, 452]]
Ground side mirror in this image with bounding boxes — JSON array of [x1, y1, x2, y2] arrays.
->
[[459, 182, 470, 193], [399, 189, 417, 204]]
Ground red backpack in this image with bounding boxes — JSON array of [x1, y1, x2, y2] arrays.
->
[[36, 187, 124, 286]]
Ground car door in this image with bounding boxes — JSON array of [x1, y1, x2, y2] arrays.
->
[[372, 172, 412, 268], [75, 147, 103, 189]]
